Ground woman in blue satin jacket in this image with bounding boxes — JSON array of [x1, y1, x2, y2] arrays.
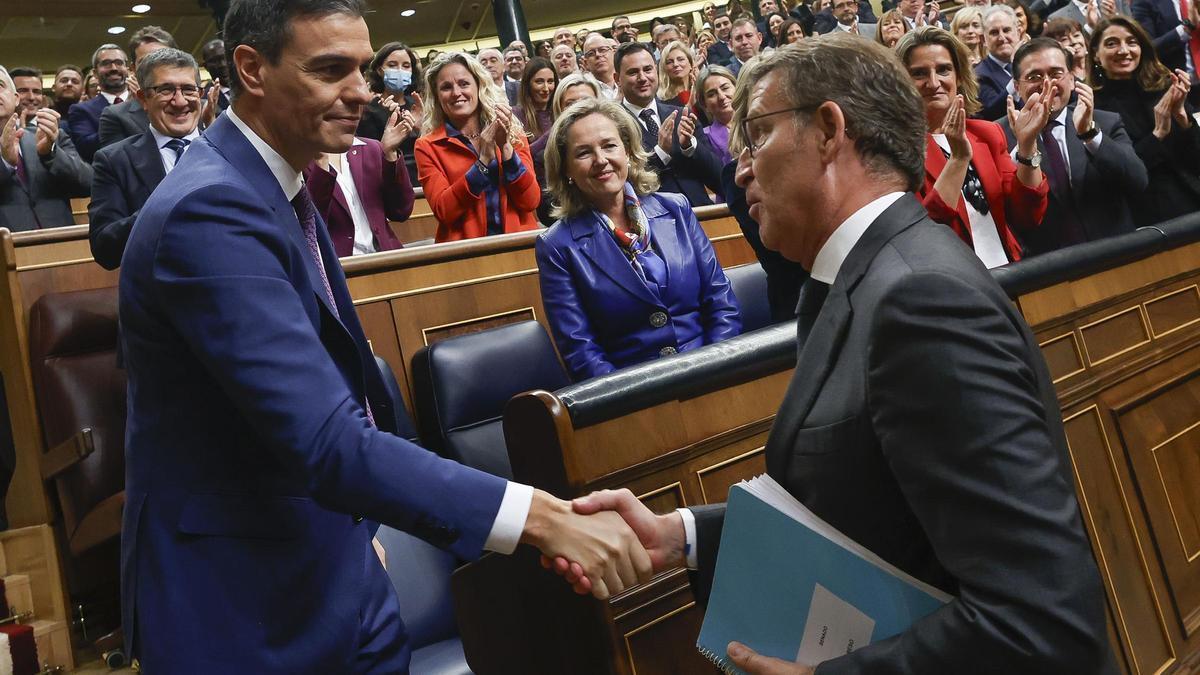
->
[[536, 97, 741, 381]]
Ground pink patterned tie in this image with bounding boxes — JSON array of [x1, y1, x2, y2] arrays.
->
[[291, 187, 375, 426]]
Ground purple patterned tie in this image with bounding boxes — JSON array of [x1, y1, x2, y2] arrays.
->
[[291, 187, 375, 426], [14, 150, 28, 188]]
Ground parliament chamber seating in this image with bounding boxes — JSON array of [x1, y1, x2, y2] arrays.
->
[[411, 321, 569, 479], [723, 262, 772, 332]]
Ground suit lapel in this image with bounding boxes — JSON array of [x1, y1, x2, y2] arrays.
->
[[131, 132, 167, 190], [924, 134, 971, 228], [766, 195, 926, 479], [571, 214, 661, 305], [641, 195, 676, 288], [1063, 110, 1088, 193]]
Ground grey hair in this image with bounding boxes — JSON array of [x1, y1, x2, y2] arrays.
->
[[135, 48, 200, 91], [731, 32, 927, 191], [91, 44, 126, 69], [221, 0, 367, 97], [552, 73, 601, 117], [543, 97, 660, 219], [983, 4, 1018, 26], [0, 66, 13, 93]]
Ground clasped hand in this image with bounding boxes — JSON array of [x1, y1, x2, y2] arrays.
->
[[476, 104, 515, 167]]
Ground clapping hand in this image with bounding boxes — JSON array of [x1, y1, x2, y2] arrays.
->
[[943, 95, 971, 161], [126, 73, 141, 97], [380, 108, 416, 161], [1152, 71, 1191, 138], [492, 104, 516, 161], [1073, 81, 1096, 136], [201, 78, 221, 128], [475, 113, 505, 166], [32, 108, 60, 157], [1, 114, 22, 168], [1085, 0, 1101, 27], [1100, 0, 1117, 16], [1009, 79, 1054, 154], [658, 110, 679, 152], [925, 0, 940, 25], [676, 110, 698, 148], [1169, 69, 1192, 128]]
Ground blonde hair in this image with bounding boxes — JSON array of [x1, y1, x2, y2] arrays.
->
[[421, 51, 525, 145], [951, 7, 989, 63], [656, 40, 698, 101], [692, 64, 737, 117], [895, 27, 982, 115], [543, 98, 660, 219], [552, 73, 601, 117]]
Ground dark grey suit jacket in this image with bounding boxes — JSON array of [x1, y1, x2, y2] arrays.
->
[[99, 97, 150, 151], [692, 194, 1117, 674], [0, 130, 92, 231], [89, 130, 167, 269], [1000, 107, 1147, 255]]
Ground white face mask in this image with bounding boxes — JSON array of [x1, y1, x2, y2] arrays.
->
[[383, 68, 412, 92]]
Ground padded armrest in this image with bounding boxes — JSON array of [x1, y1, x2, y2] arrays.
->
[[39, 427, 94, 480]]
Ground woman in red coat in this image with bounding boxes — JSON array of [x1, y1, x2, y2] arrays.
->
[[414, 52, 541, 242], [897, 27, 1050, 266]]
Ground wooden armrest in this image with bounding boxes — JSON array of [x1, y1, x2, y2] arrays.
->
[[39, 428, 94, 480]]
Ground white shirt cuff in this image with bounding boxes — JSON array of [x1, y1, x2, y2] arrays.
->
[[483, 481, 534, 554], [1178, 25, 1190, 41], [654, 144, 672, 165], [1084, 129, 1103, 151], [681, 135, 697, 157], [677, 507, 699, 570], [1, 156, 15, 173]]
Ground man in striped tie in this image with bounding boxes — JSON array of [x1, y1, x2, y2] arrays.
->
[[89, 47, 203, 269]]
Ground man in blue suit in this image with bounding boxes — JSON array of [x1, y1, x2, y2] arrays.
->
[[615, 42, 723, 207], [89, 48, 202, 269], [1132, 0, 1199, 78], [975, 5, 1022, 120], [118, 1, 650, 672], [68, 44, 131, 162]]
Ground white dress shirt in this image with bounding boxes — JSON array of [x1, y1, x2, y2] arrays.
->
[[224, 108, 533, 554], [678, 191, 907, 568], [1173, 0, 1196, 75], [326, 139, 377, 255], [932, 134, 1009, 268], [101, 89, 130, 105], [148, 126, 201, 174], [621, 98, 697, 166]]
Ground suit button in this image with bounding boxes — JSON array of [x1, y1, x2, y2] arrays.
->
[[353, 515, 364, 523], [650, 311, 668, 328], [659, 346, 677, 357]]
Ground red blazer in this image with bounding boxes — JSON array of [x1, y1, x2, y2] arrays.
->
[[302, 137, 411, 257], [414, 125, 541, 242], [919, 119, 1048, 263]]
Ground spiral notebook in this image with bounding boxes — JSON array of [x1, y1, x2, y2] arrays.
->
[[696, 475, 953, 673]]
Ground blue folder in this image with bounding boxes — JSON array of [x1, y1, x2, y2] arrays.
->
[[697, 478, 952, 673]]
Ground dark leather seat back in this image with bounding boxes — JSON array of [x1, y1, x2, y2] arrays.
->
[[725, 262, 773, 332], [28, 287, 125, 551], [412, 321, 569, 478], [374, 355, 419, 443]]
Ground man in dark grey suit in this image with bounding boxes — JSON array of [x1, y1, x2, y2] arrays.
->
[[555, 33, 1117, 675], [0, 66, 92, 231], [90, 48, 202, 269], [1002, 39, 1147, 255], [98, 26, 178, 150]]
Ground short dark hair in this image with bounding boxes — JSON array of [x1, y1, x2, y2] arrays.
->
[[1012, 37, 1073, 80], [8, 66, 42, 80], [55, 64, 84, 80], [135, 47, 200, 90], [614, 41, 654, 73], [367, 41, 422, 94], [128, 25, 177, 59], [612, 15, 631, 28], [222, 0, 367, 97], [1041, 17, 1083, 42]]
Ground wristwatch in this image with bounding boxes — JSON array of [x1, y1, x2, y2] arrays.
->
[[1077, 120, 1100, 141], [1182, 18, 1196, 32], [1015, 150, 1042, 168]]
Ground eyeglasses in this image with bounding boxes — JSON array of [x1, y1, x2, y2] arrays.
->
[[739, 105, 812, 157], [148, 84, 202, 100], [1018, 69, 1070, 85], [584, 46, 614, 59], [97, 58, 127, 68]]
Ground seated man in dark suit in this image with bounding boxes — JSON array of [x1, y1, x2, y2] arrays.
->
[[98, 25, 177, 150], [1001, 39, 1148, 255], [68, 44, 131, 162], [975, 5, 1021, 120], [554, 33, 1117, 675], [708, 12, 736, 66], [615, 42, 722, 206], [727, 17, 764, 76], [89, 47, 202, 269], [1, 66, 92, 231]]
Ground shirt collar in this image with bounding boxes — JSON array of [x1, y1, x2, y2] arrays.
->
[[622, 98, 656, 118], [1052, 107, 1069, 126], [226, 107, 304, 201], [101, 90, 129, 104], [836, 21, 854, 30], [149, 124, 200, 150], [810, 192, 905, 284], [988, 53, 1011, 71]]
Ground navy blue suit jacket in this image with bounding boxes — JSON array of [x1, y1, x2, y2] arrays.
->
[[974, 57, 1012, 122], [1131, 0, 1192, 73], [67, 95, 111, 162], [119, 113, 507, 672], [88, 130, 166, 269], [535, 191, 741, 381], [629, 100, 724, 207]]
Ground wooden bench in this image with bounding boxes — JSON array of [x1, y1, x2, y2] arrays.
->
[[451, 215, 1200, 675]]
